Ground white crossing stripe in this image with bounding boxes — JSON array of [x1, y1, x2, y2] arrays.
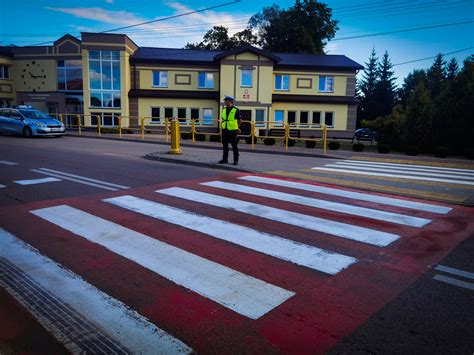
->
[[157, 187, 400, 247], [37, 168, 130, 189], [31, 205, 294, 319], [239, 176, 452, 214], [0, 184, 5, 188], [14, 177, 62, 185], [202, 181, 431, 228], [343, 160, 474, 175], [331, 162, 474, 181], [0, 228, 192, 353], [105, 195, 357, 275], [311, 167, 474, 186], [435, 265, 474, 280], [0, 160, 18, 166], [433, 275, 474, 291]]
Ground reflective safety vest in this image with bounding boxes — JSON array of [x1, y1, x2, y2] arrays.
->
[[221, 107, 239, 130]]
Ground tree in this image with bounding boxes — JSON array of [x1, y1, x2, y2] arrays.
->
[[427, 53, 446, 98], [357, 49, 379, 122], [373, 51, 397, 117], [446, 57, 459, 81], [404, 82, 433, 149], [399, 69, 427, 106]]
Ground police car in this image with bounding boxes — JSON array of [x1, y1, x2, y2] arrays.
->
[[0, 106, 65, 137]]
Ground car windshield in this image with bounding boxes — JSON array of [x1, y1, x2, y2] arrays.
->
[[19, 110, 52, 119]]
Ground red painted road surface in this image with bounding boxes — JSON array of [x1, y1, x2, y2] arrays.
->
[[1, 173, 473, 353]]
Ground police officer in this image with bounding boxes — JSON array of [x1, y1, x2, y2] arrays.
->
[[219, 95, 242, 165]]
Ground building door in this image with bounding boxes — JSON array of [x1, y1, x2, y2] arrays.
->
[[240, 109, 252, 135]]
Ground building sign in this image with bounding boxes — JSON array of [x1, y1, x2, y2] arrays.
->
[[243, 89, 250, 99]]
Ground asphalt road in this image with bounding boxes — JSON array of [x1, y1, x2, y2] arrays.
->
[[0, 135, 473, 353]]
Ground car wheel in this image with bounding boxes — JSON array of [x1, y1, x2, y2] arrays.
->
[[23, 126, 33, 138]]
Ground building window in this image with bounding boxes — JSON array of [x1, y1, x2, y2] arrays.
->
[[177, 107, 187, 123], [274, 110, 284, 126], [255, 109, 265, 126], [89, 50, 121, 108], [151, 107, 160, 123], [300, 111, 309, 125], [203, 108, 213, 125], [57, 60, 82, 91], [325, 112, 334, 127], [0, 66, 10, 79], [191, 108, 200, 122], [241, 69, 252, 87], [312, 111, 322, 127], [152, 71, 168, 88], [274, 75, 289, 91], [198, 72, 214, 89], [91, 112, 120, 127], [164, 107, 173, 119], [287, 111, 296, 125], [319, 76, 334, 92]]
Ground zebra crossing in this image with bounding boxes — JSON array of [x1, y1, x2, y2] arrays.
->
[[0, 174, 471, 353], [312, 159, 474, 186]]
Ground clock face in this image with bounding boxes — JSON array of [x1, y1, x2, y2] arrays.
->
[[21, 60, 46, 92]]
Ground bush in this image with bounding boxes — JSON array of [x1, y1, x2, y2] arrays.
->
[[305, 137, 316, 149], [434, 146, 449, 158], [465, 148, 474, 160], [377, 144, 390, 154], [244, 136, 255, 144], [287, 138, 296, 147], [328, 140, 340, 150], [263, 138, 276, 146], [353, 143, 365, 152], [195, 133, 206, 141], [99, 127, 119, 134], [405, 146, 419, 156], [209, 134, 221, 142], [181, 132, 191, 140]]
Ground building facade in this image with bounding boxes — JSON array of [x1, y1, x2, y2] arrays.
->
[[0, 32, 363, 137]]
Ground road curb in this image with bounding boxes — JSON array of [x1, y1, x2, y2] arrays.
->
[[144, 153, 255, 173]]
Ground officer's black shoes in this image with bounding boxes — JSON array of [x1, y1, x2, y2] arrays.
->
[[218, 159, 228, 164], [233, 161, 238, 166]]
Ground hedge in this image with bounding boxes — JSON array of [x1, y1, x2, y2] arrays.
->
[[353, 143, 365, 152], [287, 138, 296, 147], [180, 132, 192, 140], [194, 133, 206, 141], [377, 144, 390, 154], [209, 134, 221, 142], [305, 137, 316, 149], [405, 146, 419, 156], [328, 140, 340, 150], [263, 138, 276, 146], [434, 146, 449, 158]]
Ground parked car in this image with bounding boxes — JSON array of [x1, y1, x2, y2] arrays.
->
[[352, 128, 377, 144], [0, 106, 65, 137]]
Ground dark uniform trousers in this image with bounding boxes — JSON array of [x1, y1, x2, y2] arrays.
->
[[222, 128, 239, 163]]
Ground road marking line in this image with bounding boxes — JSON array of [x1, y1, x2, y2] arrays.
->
[[435, 265, 474, 280], [31, 205, 294, 319], [0, 228, 192, 354], [345, 159, 474, 174], [268, 170, 468, 203], [239, 176, 452, 214], [202, 181, 431, 228], [433, 275, 474, 291], [31, 169, 118, 191], [157, 187, 400, 247], [105, 195, 357, 275], [0, 160, 18, 166], [0, 184, 5, 188], [331, 163, 474, 181], [311, 167, 474, 186], [14, 177, 62, 185], [37, 168, 130, 189]]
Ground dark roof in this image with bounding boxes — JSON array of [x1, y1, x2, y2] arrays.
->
[[130, 45, 363, 70], [0, 46, 14, 58]]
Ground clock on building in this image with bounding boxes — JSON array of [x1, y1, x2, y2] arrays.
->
[[21, 61, 47, 92]]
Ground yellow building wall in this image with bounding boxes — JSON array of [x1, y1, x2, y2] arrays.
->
[[0, 57, 14, 101], [12, 59, 57, 92], [271, 102, 348, 130], [272, 71, 352, 96], [138, 67, 219, 92], [137, 98, 219, 126]]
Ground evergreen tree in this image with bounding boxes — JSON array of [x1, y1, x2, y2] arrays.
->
[[357, 48, 379, 123], [399, 69, 427, 106], [373, 51, 397, 117], [404, 82, 433, 149], [427, 53, 446, 97], [446, 57, 459, 81]]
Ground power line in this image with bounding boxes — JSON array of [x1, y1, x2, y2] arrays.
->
[[393, 47, 474, 66], [333, 20, 474, 41]]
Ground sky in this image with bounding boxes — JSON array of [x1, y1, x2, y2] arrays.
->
[[0, 0, 473, 85]]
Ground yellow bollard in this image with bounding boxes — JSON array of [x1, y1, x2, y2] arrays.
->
[[97, 115, 101, 136], [77, 114, 81, 135], [323, 124, 327, 156], [191, 119, 196, 143], [168, 119, 182, 154], [119, 116, 122, 138], [251, 122, 255, 149], [140, 117, 145, 140], [165, 118, 169, 142], [285, 123, 289, 151]]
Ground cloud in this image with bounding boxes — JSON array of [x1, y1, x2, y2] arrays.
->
[[105, 0, 113, 3], [45, 2, 252, 48]]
